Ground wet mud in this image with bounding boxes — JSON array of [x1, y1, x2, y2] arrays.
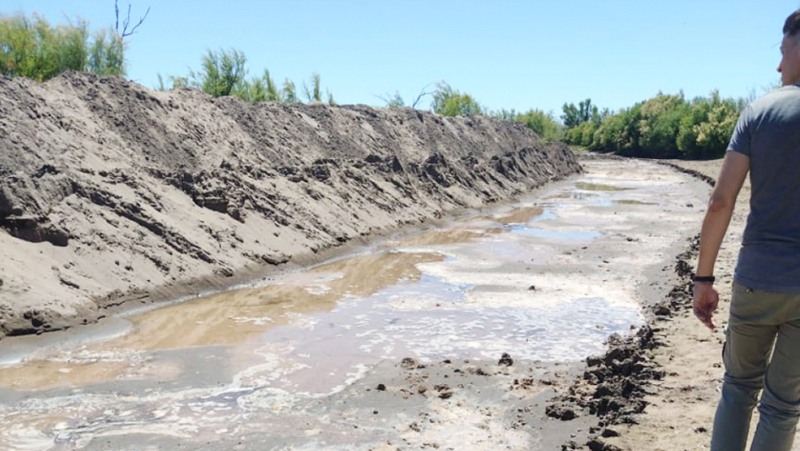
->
[[0, 158, 711, 450]]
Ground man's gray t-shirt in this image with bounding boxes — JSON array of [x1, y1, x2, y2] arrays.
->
[[728, 84, 800, 293]]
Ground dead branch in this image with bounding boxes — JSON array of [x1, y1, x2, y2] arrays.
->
[[411, 83, 434, 109], [115, 0, 150, 39]]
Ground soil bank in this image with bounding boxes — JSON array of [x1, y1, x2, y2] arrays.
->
[[0, 72, 579, 339]]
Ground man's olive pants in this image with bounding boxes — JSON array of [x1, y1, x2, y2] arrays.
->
[[711, 283, 800, 451]]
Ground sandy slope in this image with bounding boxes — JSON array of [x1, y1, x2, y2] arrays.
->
[[0, 72, 580, 339]]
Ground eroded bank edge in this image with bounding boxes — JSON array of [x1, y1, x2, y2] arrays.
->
[[547, 158, 713, 451]]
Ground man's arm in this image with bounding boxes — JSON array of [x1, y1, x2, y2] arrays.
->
[[693, 151, 750, 330]]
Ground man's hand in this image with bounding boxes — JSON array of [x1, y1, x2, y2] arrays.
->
[[693, 282, 719, 330]]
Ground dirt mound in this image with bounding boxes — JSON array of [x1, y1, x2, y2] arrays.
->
[[0, 71, 580, 339]]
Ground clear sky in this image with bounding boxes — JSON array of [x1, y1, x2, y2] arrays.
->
[[5, 1, 798, 116]]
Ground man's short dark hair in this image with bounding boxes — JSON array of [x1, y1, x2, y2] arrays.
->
[[784, 10, 800, 37]]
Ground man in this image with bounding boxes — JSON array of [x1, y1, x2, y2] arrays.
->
[[693, 9, 800, 451]]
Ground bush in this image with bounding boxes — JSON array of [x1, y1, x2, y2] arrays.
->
[[431, 82, 483, 116], [88, 28, 125, 76], [189, 48, 247, 98], [0, 13, 126, 81], [516, 109, 563, 142], [158, 48, 333, 104], [379, 91, 405, 109], [489, 108, 564, 142], [234, 69, 280, 103], [585, 91, 742, 159], [676, 92, 739, 159]]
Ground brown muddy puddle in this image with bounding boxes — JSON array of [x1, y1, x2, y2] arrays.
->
[[574, 182, 631, 191], [547, 192, 655, 206], [0, 161, 709, 451], [0, 251, 445, 390]]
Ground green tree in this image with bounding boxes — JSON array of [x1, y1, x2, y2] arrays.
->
[[156, 73, 189, 90], [677, 91, 738, 159], [262, 70, 280, 101], [431, 81, 483, 116], [634, 93, 687, 158], [489, 108, 563, 142], [562, 99, 605, 147], [282, 78, 298, 103], [190, 48, 247, 97], [157, 49, 332, 105], [0, 13, 131, 81], [379, 91, 405, 109], [0, 2, 150, 82], [88, 28, 125, 76], [591, 113, 626, 153], [561, 98, 598, 128], [302, 72, 322, 103], [490, 108, 517, 121], [234, 69, 280, 103], [515, 109, 563, 142], [0, 14, 89, 81], [565, 121, 597, 147], [589, 90, 742, 159]]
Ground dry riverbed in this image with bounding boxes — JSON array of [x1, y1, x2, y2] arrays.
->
[[0, 158, 712, 450]]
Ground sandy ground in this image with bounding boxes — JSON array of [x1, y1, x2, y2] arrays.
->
[[598, 158, 796, 451], [0, 159, 714, 451]]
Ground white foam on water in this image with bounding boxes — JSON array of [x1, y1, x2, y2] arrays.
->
[[231, 316, 274, 326], [283, 311, 319, 330], [0, 425, 54, 451]]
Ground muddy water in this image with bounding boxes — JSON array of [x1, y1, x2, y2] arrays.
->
[[0, 160, 710, 451]]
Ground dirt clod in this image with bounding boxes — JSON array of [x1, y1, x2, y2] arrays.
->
[[498, 353, 514, 366]]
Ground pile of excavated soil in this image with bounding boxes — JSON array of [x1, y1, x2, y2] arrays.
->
[[0, 72, 580, 339]]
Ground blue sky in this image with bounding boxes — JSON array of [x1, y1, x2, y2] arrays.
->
[[5, 1, 798, 115]]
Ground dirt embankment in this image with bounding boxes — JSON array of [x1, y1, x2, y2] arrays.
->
[[0, 72, 580, 339]]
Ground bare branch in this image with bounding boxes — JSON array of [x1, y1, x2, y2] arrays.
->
[[115, 2, 150, 39], [411, 82, 434, 109], [375, 91, 405, 109], [123, 5, 131, 34]]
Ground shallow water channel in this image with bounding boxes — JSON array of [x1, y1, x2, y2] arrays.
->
[[0, 160, 709, 450]]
